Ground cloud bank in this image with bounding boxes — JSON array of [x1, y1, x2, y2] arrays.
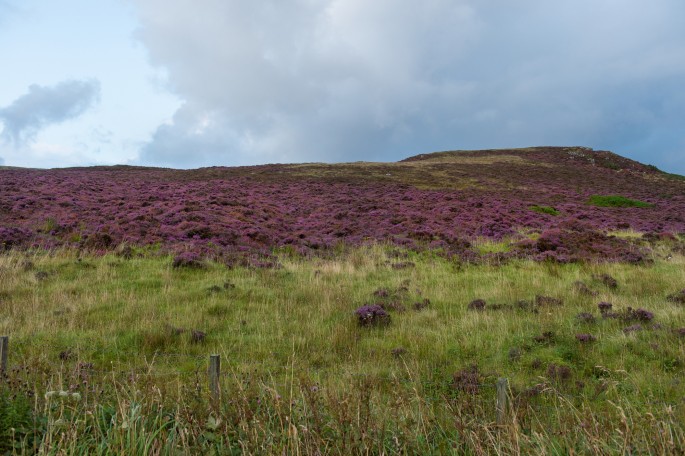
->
[[133, 0, 685, 171], [0, 79, 101, 145]]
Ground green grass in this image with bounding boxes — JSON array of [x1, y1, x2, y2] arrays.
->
[[529, 205, 560, 216], [588, 195, 654, 208], [1, 246, 685, 453]]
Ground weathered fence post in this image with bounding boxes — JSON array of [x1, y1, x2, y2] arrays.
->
[[0, 336, 8, 376], [209, 354, 221, 408], [496, 377, 508, 426]]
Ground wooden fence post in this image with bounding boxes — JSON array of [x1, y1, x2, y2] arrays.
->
[[496, 377, 508, 426], [0, 336, 8, 376], [209, 354, 220, 408]]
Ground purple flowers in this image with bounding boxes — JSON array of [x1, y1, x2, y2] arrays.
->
[[576, 312, 596, 323], [0, 147, 683, 262], [598, 302, 613, 314], [354, 305, 390, 327], [623, 324, 643, 334], [575, 333, 596, 343]]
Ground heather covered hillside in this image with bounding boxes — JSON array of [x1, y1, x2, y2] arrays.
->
[[1, 146, 684, 262]]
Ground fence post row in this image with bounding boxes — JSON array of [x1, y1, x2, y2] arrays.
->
[[209, 354, 221, 408], [0, 336, 8, 377], [1, 341, 509, 421], [496, 377, 509, 426]]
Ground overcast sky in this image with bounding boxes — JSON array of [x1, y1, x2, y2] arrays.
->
[[0, 1, 684, 173]]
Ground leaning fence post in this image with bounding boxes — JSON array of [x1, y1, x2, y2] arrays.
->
[[496, 377, 508, 426], [209, 354, 221, 408], [0, 336, 8, 376]]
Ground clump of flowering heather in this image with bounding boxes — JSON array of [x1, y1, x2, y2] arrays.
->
[[546, 364, 572, 383], [674, 328, 685, 337], [517, 222, 650, 264], [488, 303, 512, 311], [598, 302, 613, 314], [467, 299, 486, 311], [623, 307, 654, 323], [666, 289, 685, 304], [573, 281, 597, 296], [535, 295, 563, 307], [623, 324, 643, 334], [451, 365, 481, 394], [0, 226, 32, 251], [575, 333, 596, 343], [594, 273, 618, 289], [516, 300, 535, 312], [172, 252, 205, 269], [576, 312, 596, 324], [355, 305, 390, 327], [82, 232, 114, 250], [413, 298, 430, 311], [534, 331, 556, 344]]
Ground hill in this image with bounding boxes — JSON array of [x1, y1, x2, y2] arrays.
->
[[2, 148, 685, 453], [1, 146, 684, 262]]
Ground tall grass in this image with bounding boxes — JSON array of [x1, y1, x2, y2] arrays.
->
[[0, 246, 684, 453]]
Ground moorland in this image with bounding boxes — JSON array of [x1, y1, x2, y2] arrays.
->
[[1, 146, 685, 454]]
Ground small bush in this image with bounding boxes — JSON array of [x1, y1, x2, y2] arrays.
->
[[546, 363, 572, 383], [598, 301, 613, 313], [666, 289, 685, 304], [588, 195, 653, 208], [594, 273, 618, 289], [575, 333, 596, 343], [623, 324, 643, 334], [467, 299, 486, 311], [354, 305, 390, 327], [451, 365, 481, 394], [576, 312, 596, 324], [535, 295, 563, 307]]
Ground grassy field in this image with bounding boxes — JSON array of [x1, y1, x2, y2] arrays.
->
[[1, 245, 685, 454]]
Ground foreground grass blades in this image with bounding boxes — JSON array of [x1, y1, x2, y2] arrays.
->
[[0, 246, 684, 453]]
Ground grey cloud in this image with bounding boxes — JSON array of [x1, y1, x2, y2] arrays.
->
[[133, 0, 685, 173], [0, 79, 101, 145]]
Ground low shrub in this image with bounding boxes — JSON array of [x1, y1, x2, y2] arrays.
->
[[354, 305, 390, 327], [172, 252, 205, 269]]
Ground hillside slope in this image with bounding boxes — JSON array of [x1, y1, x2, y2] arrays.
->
[[1, 147, 684, 262]]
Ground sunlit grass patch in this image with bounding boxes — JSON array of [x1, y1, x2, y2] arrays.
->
[[588, 195, 654, 208], [472, 237, 514, 254]]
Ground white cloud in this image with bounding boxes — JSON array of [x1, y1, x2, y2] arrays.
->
[[132, 0, 685, 171], [0, 79, 101, 145]]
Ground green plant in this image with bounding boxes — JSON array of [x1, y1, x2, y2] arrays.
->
[[587, 195, 654, 208], [530, 205, 560, 216], [0, 390, 44, 453]]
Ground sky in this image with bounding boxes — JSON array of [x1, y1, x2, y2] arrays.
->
[[0, 1, 684, 173]]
